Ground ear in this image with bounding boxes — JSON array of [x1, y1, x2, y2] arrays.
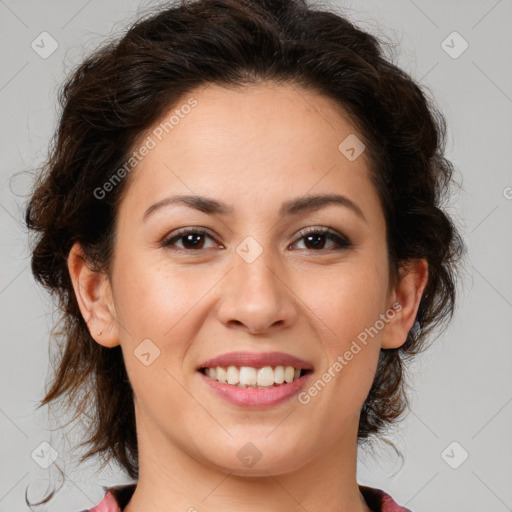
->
[[381, 258, 428, 349], [67, 241, 120, 348]]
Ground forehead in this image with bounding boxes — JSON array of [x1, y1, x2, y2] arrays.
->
[[118, 82, 382, 225], [144, 81, 364, 167]]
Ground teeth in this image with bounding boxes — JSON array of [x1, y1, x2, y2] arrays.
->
[[257, 366, 274, 387], [239, 366, 257, 386], [226, 365, 239, 385], [274, 365, 285, 384], [216, 366, 227, 383], [203, 365, 306, 388], [284, 366, 295, 383]]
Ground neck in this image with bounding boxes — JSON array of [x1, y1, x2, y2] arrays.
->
[[124, 411, 371, 512]]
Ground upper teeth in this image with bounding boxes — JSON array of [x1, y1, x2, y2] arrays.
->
[[203, 365, 303, 388]]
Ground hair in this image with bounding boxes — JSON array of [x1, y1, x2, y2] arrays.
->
[[24, 0, 465, 506]]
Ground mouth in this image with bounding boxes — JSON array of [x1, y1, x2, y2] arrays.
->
[[197, 351, 313, 389], [199, 365, 313, 389], [196, 351, 314, 406]]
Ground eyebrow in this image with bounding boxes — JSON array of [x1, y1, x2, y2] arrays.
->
[[143, 193, 367, 223]]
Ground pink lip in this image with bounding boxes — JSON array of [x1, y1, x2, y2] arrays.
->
[[198, 371, 312, 408], [197, 351, 314, 371]]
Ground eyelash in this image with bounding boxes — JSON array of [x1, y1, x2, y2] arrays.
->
[[161, 226, 352, 253]]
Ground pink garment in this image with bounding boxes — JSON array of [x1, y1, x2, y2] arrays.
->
[[81, 483, 412, 511], [87, 489, 120, 512]]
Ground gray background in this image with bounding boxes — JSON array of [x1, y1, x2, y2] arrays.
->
[[1, 0, 511, 510]]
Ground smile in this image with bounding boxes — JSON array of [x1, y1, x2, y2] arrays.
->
[[200, 365, 311, 389], [198, 367, 312, 408]]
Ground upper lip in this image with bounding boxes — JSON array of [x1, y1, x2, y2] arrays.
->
[[197, 351, 314, 371]]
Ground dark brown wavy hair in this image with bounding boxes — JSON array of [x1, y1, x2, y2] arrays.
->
[[24, 0, 465, 506]]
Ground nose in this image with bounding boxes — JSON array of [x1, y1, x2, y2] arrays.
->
[[216, 247, 298, 334]]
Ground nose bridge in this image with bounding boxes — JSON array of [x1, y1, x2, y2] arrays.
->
[[217, 234, 296, 332], [233, 234, 283, 299]]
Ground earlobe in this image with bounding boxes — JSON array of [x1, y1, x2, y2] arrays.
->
[[381, 258, 428, 350], [67, 242, 120, 348]]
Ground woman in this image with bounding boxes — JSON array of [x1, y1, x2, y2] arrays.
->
[[24, 0, 465, 510]]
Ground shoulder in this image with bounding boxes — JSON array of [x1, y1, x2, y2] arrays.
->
[[359, 485, 413, 512]]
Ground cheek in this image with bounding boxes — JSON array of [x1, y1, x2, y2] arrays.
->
[[113, 261, 197, 412], [112, 251, 199, 339], [306, 261, 388, 346], [111, 254, 215, 395], [299, 254, 388, 403]]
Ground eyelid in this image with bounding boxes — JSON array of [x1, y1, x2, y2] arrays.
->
[[294, 225, 347, 241]]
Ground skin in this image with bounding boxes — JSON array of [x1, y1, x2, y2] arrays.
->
[[68, 82, 428, 512]]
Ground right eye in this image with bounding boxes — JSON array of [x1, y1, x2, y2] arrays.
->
[[161, 228, 221, 252]]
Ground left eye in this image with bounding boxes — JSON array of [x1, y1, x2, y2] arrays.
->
[[292, 227, 352, 251], [162, 227, 352, 252]]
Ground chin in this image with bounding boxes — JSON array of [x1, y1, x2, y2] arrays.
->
[[197, 437, 310, 477]]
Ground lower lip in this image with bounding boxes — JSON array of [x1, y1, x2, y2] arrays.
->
[[198, 371, 311, 408]]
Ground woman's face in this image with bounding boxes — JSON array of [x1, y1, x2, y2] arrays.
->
[[85, 82, 420, 476]]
